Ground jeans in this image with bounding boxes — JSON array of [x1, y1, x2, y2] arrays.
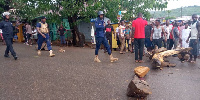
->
[[95, 37, 111, 55], [60, 35, 66, 44], [37, 34, 52, 50], [174, 38, 179, 49], [4, 37, 16, 56], [169, 39, 174, 50], [134, 38, 145, 60], [104, 36, 112, 51], [189, 39, 198, 56]]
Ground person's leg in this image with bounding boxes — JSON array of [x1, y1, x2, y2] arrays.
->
[[158, 38, 162, 48], [103, 37, 111, 55], [5, 38, 16, 58], [119, 37, 125, 53], [127, 39, 130, 51], [107, 36, 112, 51], [37, 34, 44, 50], [45, 34, 52, 50], [134, 39, 139, 61], [95, 37, 103, 55], [189, 40, 193, 62], [139, 39, 145, 61], [167, 39, 170, 50], [60, 36, 63, 44], [4, 38, 10, 56]]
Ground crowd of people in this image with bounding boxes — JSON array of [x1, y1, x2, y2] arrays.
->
[[97, 12, 200, 63]]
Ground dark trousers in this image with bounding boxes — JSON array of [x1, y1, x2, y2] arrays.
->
[[95, 37, 111, 55], [169, 39, 174, 50], [4, 37, 16, 56], [134, 38, 145, 60], [37, 34, 52, 50], [126, 39, 130, 50], [153, 38, 162, 48], [105, 36, 112, 51], [23, 32, 27, 42]]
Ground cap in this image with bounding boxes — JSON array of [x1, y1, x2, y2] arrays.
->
[[41, 16, 46, 19], [98, 11, 104, 15], [2, 12, 10, 16]]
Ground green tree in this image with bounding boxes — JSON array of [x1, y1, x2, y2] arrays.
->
[[12, 0, 168, 46]]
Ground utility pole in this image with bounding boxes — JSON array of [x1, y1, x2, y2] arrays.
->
[[181, 7, 182, 18]]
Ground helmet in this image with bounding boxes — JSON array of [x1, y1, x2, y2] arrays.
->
[[2, 12, 10, 17], [2, 12, 10, 19], [98, 11, 104, 15]]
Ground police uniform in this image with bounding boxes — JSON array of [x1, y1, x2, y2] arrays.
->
[[0, 20, 17, 59]]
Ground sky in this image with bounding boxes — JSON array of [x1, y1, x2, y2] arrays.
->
[[166, 0, 200, 10]]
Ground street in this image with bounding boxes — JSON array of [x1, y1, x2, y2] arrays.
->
[[0, 43, 200, 100]]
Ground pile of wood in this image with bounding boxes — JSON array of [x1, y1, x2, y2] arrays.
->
[[149, 46, 192, 69], [127, 66, 152, 99]]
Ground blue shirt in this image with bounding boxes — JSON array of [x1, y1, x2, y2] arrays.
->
[[0, 20, 14, 38], [95, 18, 105, 38]]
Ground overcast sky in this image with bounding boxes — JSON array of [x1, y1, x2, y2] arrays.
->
[[166, 0, 200, 10]]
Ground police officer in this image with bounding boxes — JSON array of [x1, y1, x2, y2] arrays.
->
[[0, 12, 18, 60], [36, 16, 55, 57], [94, 11, 118, 62]]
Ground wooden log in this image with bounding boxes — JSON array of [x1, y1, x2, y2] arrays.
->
[[127, 75, 152, 98]]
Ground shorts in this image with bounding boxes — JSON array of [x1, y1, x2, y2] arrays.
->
[[27, 33, 32, 40], [189, 39, 199, 56]]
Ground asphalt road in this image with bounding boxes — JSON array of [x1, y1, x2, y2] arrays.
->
[[0, 43, 200, 100]]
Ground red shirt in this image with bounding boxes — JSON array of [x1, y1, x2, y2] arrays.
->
[[132, 18, 148, 39]]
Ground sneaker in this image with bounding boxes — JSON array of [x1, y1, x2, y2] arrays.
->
[[14, 56, 18, 60], [4, 54, 10, 58]]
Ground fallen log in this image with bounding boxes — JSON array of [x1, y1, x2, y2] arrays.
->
[[151, 47, 192, 68]]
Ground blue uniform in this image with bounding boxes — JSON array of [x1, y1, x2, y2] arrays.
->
[[95, 18, 111, 55], [36, 22, 52, 50], [0, 20, 16, 57]]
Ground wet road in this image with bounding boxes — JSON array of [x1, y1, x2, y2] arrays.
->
[[0, 43, 200, 100]]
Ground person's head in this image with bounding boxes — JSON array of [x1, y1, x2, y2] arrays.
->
[[185, 23, 188, 29], [126, 24, 129, 29], [41, 16, 46, 22], [120, 20, 125, 26], [2, 12, 10, 20], [138, 13, 143, 18], [98, 11, 104, 20], [107, 20, 111, 25], [179, 21, 183, 26], [155, 20, 161, 26], [166, 20, 170, 26], [192, 14, 198, 22], [174, 21, 179, 27], [60, 24, 63, 28]]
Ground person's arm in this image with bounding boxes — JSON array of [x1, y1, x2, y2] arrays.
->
[[197, 21, 200, 41], [65, 29, 68, 34], [186, 32, 191, 43], [162, 27, 167, 42], [36, 23, 46, 38], [150, 27, 154, 41]]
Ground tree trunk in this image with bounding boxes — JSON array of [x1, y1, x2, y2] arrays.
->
[[68, 15, 85, 47]]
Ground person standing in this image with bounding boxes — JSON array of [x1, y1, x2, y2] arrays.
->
[[125, 24, 131, 52], [118, 20, 126, 54], [36, 16, 55, 57], [0, 12, 18, 60], [94, 11, 118, 63], [132, 13, 147, 63], [57, 24, 67, 46], [145, 22, 153, 52], [181, 23, 190, 48], [163, 20, 173, 49], [150, 20, 165, 49], [26, 22, 33, 46], [104, 20, 114, 52], [22, 23, 27, 44], [179, 21, 185, 47], [172, 21, 181, 49], [186, 14, 200, 63]]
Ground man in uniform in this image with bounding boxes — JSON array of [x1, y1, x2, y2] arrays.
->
[[36, 16, 55, 57], [0, 12, 18, 60], [186, 14, 200, 63], [94, 11, 118, 62]]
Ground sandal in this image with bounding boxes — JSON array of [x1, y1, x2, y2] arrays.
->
[[135, 60, 139, 63], [139, 60, 144, 63]]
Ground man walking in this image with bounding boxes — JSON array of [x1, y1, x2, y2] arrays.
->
[[132, 13, 147, 63], [36, 16, 55, 57], [119, 20, 126, 54], [104, 20, 114, 52], [0, 12, 18, 60], [94, 11, 118, 63], [186, 14, 200, 63], [26, 22, 33, 46]]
